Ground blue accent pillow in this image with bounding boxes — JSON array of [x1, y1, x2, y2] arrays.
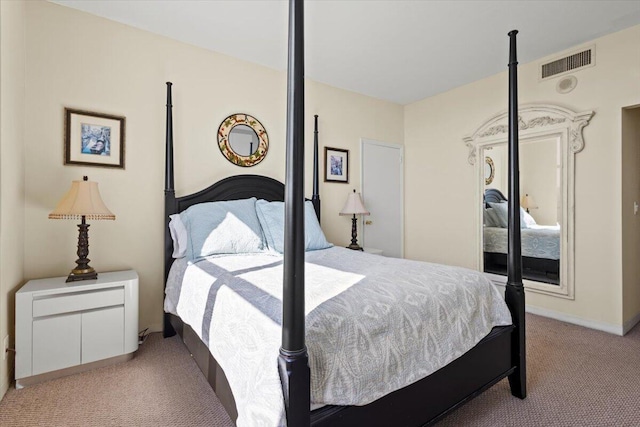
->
[[488, 202, 509, 228], [255, 200, 332, 253], [484, 208, 499, 227], [488, 201, 531, 229], [180, 197, 265, 261]]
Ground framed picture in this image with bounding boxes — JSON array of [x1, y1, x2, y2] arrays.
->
[[65, 108, 126, 169], [324, 147, 349, 183]]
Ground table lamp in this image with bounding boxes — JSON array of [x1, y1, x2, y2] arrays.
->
[[339, 189, 370, 251], [49, 176, 115, 282]]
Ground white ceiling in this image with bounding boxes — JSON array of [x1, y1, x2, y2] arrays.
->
[[51, 1, 640, 105]]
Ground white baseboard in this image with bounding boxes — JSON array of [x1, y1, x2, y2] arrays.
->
[[524, 305, 623, 336], [623, 311, 640, 335], [492, 282, 625, 335]]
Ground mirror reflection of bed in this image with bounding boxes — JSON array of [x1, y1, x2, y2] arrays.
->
[[483, 188, 561, 284]]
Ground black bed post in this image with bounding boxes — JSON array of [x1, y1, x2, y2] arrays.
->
[[312, 114, 321, 223], [163, 81, 177, 338], [278, 0, 311, 426], [505, 30, 526, 399]]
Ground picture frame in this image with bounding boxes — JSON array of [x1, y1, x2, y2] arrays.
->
[[324, 147, 349, 183], [65, 108, 126, 169]]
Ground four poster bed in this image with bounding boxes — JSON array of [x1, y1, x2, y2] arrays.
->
[[484, 188, 560, 285], [163, 2, 526, 425]]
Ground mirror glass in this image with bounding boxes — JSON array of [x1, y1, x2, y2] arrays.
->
[[482, 137, 561, 286], [229, 125, 260, 157], [217, 113, 269, 167]]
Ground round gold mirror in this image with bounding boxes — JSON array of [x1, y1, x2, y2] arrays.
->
[[485, 156, 495, 185], [217, 114, 268, 167]]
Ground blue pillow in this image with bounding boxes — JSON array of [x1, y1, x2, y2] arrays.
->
[[255, 200, 332, 253], [487, 202, 509, 228], [180, 197, 265, 261], [488, 202, 530, 229], [484, 208, 499, 227]]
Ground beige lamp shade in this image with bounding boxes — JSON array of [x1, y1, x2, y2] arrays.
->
[[521, 194, 538, 210], [49, 178, 115, 220], [340, 190, 370, 216]]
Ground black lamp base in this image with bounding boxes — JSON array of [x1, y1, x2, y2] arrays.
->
[[66, 268, 98, 283], [66, 216, 98, 283], [346, 214, 364, 251]]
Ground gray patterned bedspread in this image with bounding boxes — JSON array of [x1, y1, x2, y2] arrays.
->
[[484, 224, 560, 260], [164, 246, 512, 427]]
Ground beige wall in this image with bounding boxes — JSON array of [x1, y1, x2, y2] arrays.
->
[[23, 1, 403, 333], [0, 0, 26, 399], [405, 25, 640, 329], [622, 107, 640, 326], [520, 137, 559, 226]]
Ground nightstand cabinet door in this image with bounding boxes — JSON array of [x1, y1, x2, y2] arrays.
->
[[32, 313, 81, 375], [82, 306, 125, 364]]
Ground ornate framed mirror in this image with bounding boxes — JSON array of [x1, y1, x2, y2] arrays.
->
[[217, 113, 269, 167], [464, 104, 594, 299]]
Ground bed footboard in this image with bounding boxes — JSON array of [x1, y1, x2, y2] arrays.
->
[[311, 325, 515, 427]]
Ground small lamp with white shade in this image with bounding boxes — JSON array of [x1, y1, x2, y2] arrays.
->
[[339, 189, 369, 251]]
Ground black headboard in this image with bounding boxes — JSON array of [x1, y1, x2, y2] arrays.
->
[[484, 188, 507, 207], [173, 175, 284, 215]]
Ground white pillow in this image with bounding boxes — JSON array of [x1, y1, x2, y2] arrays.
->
[[168, 214, 188, 258], [522, 209, 537, 228]]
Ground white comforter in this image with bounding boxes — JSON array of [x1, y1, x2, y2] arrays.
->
[[484, 224, 561, 260], [164, 247, 512, 427]]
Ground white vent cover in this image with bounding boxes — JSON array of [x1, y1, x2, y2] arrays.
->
[[540, 45, 595, 80]]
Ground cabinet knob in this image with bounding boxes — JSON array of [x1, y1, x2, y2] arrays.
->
[[365, 220, 372, 225]]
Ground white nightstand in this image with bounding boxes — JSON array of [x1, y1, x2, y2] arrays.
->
[[364, 247, 384, 256], [15, 270, 139, 388]]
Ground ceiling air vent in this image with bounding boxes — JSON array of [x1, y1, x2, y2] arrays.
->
[[540, 45, 595, 80]]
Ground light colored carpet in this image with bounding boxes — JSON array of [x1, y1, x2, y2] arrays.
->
[[0, 314, 639, 426], [0, 332, 234, 427], [439, 314, 640, 427]]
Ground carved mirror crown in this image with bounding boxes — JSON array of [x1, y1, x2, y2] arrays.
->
[[464, 104, 594, 165]]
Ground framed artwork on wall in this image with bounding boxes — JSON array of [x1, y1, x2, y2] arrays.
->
[[324, 147, 349, 183], [65, 108, 126, 169]]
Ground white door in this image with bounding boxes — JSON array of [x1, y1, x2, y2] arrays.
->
[[361, 139, 403, 258]]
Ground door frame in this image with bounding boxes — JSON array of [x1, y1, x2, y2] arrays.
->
[[360, 138, 404, 258]]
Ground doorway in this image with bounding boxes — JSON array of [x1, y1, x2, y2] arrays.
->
[[361, 139, 403, 258]]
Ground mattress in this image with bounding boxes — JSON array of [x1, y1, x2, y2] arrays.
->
[[164, 246, 512, 427], [484, 224, 560, 260]]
